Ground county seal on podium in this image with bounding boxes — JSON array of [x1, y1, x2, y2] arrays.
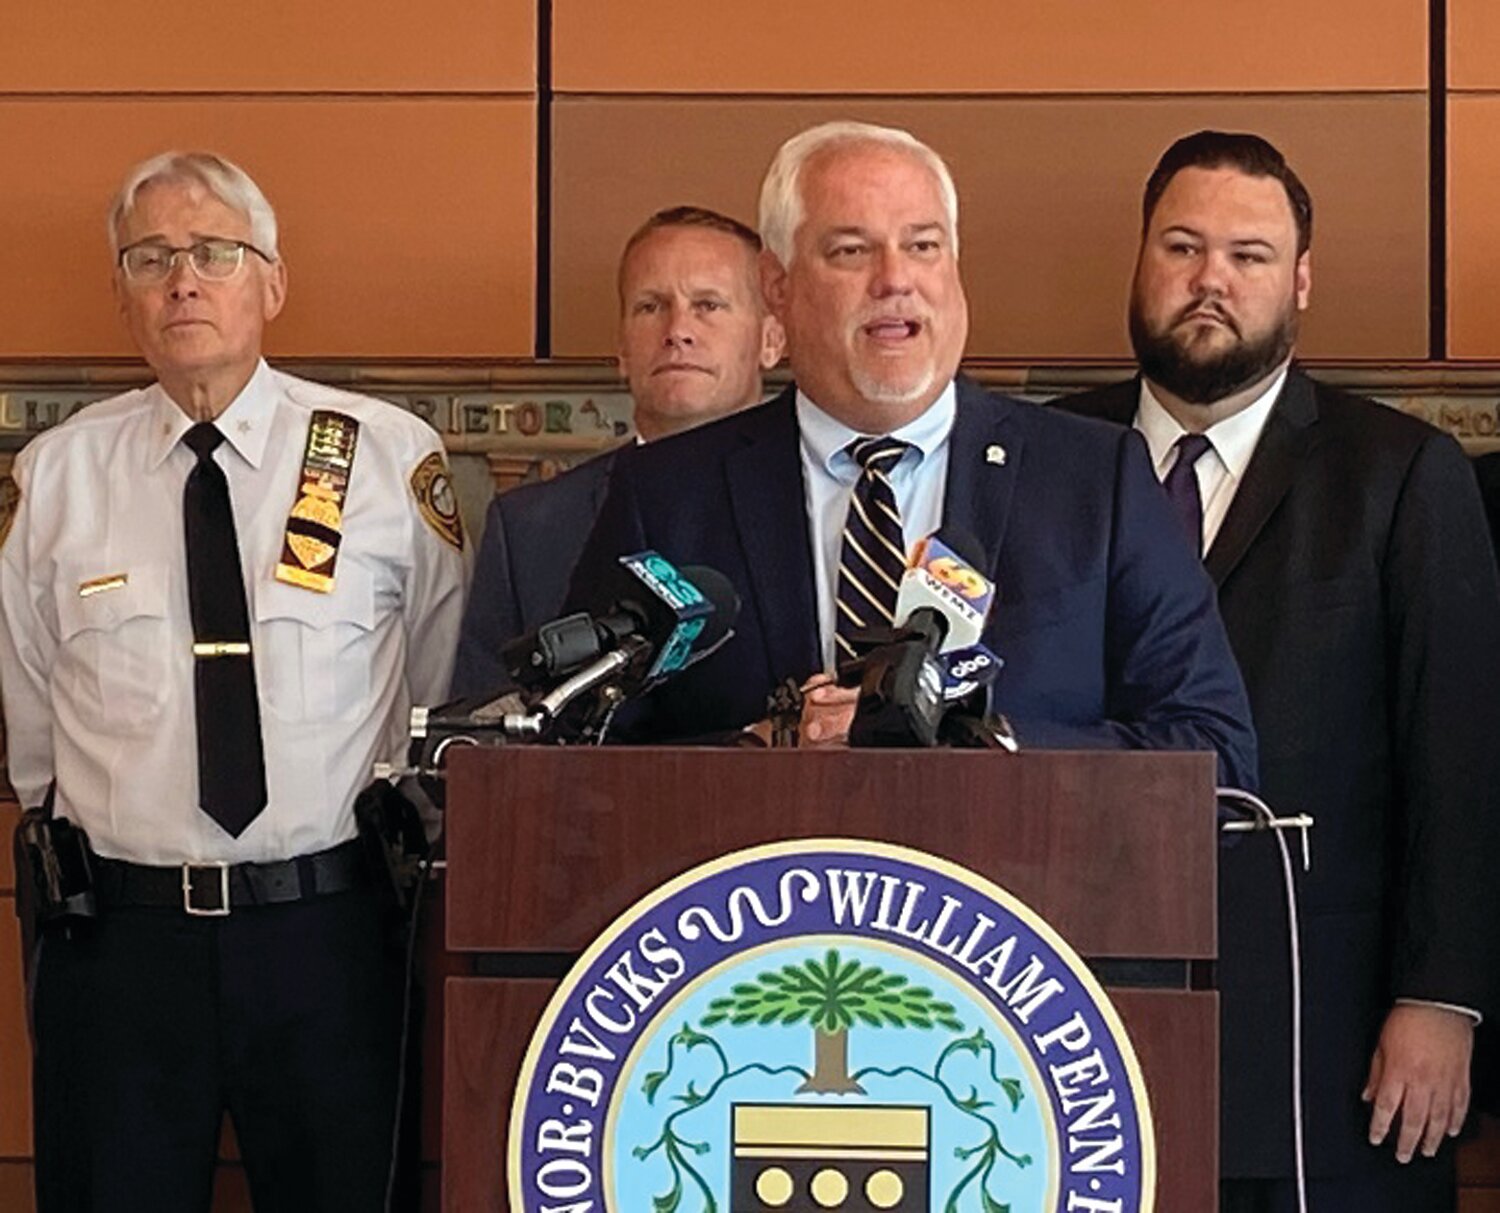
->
[[509, 840, 1155, 1212]]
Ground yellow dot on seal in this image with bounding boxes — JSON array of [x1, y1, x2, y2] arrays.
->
[[865, 1169, 905, 1209], [755, 1167, 794, 1207], [810, 1167, 849, 1207]]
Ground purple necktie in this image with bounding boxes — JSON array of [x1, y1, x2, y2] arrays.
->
[[1162, 433, 1213, 556]]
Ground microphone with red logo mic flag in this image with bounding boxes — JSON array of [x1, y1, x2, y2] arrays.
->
[[846, 530, 1014, 749]]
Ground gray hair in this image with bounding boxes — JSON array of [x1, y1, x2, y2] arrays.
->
[[757, 121, 960, 266], [108, 151, 279, 258]]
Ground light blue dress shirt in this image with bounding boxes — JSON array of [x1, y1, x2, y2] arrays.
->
[[795, 381, 957, 671]]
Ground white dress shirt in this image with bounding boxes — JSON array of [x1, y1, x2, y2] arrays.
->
[[796, 382, 956, 671], [0, 360, 468, 865], [1134, 366, 1286, 553]]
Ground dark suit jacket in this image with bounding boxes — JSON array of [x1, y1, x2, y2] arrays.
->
[[568, 377, 1257, 786], [1477, 451, 1500, 566], [1062, 371, 1500, 1179], [451, 451, 617, 697]]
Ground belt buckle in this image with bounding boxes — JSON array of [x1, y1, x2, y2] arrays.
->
[[182, 862, 231, 916]]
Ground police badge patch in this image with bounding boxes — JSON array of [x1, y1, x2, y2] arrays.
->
[[510, 839, 1155, 1213], [410, 451, 464, 550]]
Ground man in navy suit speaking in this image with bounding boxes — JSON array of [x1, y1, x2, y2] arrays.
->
[[569, 120, 1256, 787], [452, 206, 782, 695]]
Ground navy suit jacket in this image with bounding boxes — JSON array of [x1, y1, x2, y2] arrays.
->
[[1062, 371, 1500, 1179], [451, 451, 617, 697], [568, 377, 1256, 786]]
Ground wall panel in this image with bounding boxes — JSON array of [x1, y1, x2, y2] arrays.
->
[[554, 0, 1425, 94], [552, 95, 1427, 360], [1451, 0, 1500, 90], [6, 0, 535, 93], [0, 99, 536, 358], [1449, 96, 1500, 357]]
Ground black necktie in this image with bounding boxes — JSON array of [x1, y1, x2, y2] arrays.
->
[[1162, 432, 1214, 556], [834, 435, 911, 663], [183, 422, 267, 837]]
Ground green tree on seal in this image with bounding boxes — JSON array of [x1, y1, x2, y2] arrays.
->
[[700, 948, 963, 1094]]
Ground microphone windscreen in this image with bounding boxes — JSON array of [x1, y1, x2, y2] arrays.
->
[[676, 564, 741, 654]]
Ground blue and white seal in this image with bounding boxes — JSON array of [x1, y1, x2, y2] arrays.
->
[[510, 839, 1155, 1212]]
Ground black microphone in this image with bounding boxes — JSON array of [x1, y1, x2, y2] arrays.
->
[[535, 562, 740, 733], [411, 555, 740, 756], [848, 530, 1004, 748], [503, 553, 735, 691]]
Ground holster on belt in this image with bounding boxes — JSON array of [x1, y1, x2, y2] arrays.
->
[[13, 784, 97, 954]]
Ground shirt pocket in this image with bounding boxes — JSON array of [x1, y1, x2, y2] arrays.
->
[[251, 560, 379, 723], [53, 561, 175, 733]]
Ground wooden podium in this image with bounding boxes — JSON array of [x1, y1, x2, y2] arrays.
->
[[441, 747, 1219, 1211]]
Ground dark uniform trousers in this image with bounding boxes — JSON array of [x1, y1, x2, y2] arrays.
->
[[31, 885, 402, 1213]]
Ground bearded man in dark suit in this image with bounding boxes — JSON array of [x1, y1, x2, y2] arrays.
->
[[451, 206, 782, 695], [1062, 130, 1500, 1213]]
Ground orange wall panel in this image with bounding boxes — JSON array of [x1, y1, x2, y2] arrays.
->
[[555, 0, 1425, 94], [0, 1166, 33, 1213], [6, 0, 535, 93], [1451, 0, 1500, 90], [0, 99, 535, 358], [552, 96, 1427, 361], [0, 911, 30, 1157], [1448, 97, 1500, 357]]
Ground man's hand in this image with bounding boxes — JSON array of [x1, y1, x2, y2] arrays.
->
[[798, 673, 858, 747], [1362, 1003, 1475, 1162]]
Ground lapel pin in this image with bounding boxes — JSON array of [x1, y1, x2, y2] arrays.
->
[[986, 444, 1007, 466]]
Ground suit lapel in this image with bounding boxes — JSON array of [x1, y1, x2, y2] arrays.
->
[[588, 450, 616, 515], [941, 376, 1024, 583], [1204, 370, 1321, 586], [725, 389, 821, 676]]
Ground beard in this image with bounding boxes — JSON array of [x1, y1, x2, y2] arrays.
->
[[1129, 291, 1298, 406], [851, 360, 936, 407]]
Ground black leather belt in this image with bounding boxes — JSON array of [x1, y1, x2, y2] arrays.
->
[[94, 839, 368, 916]]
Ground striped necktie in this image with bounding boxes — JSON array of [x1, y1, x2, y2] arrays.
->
[[834, 435, 911, 663]]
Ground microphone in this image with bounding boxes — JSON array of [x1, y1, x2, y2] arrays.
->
[[503, 552, 733, 691], [407, 554, 740, 764], [847, 531, 1007, 748], [535, 561, 739, 724], [892, 531, 995, 652]]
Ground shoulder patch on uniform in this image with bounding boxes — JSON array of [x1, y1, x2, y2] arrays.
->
[[0, 475, 20, 551], [410, 451, 464, 550]]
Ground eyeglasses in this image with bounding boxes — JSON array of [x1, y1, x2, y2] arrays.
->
[[118, 238, 273, 284]]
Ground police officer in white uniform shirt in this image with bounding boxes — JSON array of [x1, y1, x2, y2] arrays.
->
[[0, 151, 467, 1211]]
